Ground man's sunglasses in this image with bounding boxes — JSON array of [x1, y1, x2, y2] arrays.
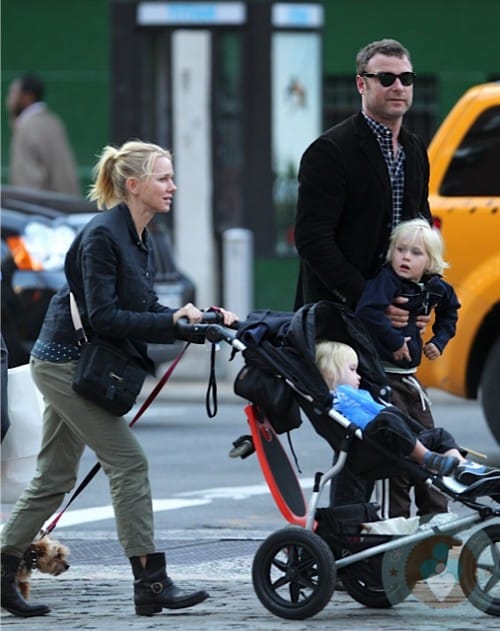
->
[[361, 71, 416, 87]]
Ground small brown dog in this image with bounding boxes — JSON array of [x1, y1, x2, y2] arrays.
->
[[16, 536, 70, 598]]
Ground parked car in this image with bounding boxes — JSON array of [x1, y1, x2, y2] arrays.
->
[[1, 186, 195, 368], [416, 83, 500, 442]]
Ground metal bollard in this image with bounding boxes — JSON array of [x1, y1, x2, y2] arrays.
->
[[222, 228, 253, 379], [222, 228, 253, 318]]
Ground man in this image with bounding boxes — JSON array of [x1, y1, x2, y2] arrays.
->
[[294, 39, 447, 517], [6, 73, 80, 194]]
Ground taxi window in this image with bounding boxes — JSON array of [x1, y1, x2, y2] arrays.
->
[[440, 105, 500, 196]]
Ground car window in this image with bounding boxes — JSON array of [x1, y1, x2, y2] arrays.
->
[[440, 105, 500, 196]]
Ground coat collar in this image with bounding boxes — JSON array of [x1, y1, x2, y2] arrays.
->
[[117, 203, 150, 252]]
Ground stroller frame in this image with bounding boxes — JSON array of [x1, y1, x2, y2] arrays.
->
[[243, 397, 500, 619], [174, 302, 500, 620]]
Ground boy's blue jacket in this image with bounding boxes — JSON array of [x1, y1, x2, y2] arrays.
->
[[332, 384, 385, 429]]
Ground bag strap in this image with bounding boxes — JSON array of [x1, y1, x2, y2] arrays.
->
[[69, 291, 88, 345], [39, 341, 191, 536]]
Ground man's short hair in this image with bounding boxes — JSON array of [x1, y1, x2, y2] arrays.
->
[[356, 39, 411, 74], [19, 74, 45, 102]]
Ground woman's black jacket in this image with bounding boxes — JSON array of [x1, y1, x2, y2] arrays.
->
[[36, 203, 177, 373]]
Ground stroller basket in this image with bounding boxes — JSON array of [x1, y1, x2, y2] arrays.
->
[[315, 503, 392, 559], [314, 503, 457, 587]]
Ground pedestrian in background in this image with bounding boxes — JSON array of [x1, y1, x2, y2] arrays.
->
[[293, 38, 447, 517], [0, 139, 238, 618], [6, 73, 80, 194]]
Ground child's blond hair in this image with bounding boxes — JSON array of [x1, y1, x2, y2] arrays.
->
[[386, 218, 449, 275], [315, 341, 358, 389]]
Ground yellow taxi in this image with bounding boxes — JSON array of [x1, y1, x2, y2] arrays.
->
[[417, 82, 500, 442]]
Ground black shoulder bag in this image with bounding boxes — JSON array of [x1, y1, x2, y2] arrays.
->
[[70, 292, 148, 416]]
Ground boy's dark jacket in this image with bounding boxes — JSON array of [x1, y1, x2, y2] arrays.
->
[[355, 264, 460, 369]]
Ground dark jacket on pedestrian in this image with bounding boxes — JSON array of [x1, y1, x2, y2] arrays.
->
[[294, 112, 431, 309], [355, 263, 460, 369], [37, 203, 177, 374]]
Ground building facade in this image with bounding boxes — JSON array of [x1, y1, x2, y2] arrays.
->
[[2, 0, 499, 310]]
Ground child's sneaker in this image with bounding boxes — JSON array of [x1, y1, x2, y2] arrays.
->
[[454, 461, 500, 486], [423, 451, 460, 476]]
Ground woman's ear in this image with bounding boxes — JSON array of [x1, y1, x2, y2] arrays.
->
[[126, 176, 140, 196]]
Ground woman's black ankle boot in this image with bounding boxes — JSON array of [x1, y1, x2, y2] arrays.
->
[[1, 553, 50, 618], [130, 552, 209, 616]]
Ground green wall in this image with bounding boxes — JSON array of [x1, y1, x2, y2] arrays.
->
[[2, 0, 499, 311], [1, 0, 110, 191], [254, 256, 299, 311]]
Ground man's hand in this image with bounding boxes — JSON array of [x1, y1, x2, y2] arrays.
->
[[385, 297, 431, 333], [416, 313, 431, 332], [385, 297, 409, 328]]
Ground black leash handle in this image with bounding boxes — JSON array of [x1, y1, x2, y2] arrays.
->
[[205, 342, 218, 418]]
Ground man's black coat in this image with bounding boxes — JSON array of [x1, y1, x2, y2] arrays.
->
[[294, 112, 431, 309]]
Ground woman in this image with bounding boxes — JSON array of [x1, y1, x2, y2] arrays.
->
[[0, 140, 238, 618]]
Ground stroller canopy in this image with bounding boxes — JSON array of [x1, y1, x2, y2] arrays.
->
[[236, 301, 390, 417], [286, 301, 390, 400]]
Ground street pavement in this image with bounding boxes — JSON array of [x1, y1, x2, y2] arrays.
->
[[2, 527, 500, 630], [2, 352, 499, 629]]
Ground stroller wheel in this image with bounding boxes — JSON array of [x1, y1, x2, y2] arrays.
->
[[459, 524, 500, 616], [341, 547, 416, 609], [341, 569, 411, 608], [252, 526, 336, 620]]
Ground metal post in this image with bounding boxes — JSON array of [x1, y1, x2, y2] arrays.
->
[[223, 228, 253, 318], [222, 228, 254, 380]]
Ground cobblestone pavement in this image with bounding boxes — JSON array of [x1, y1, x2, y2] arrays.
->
[[2, 371, 499, 628], [2, 531, 499, 631]]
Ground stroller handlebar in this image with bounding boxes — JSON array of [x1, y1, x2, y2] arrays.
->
[[174, 313, 244, 349]]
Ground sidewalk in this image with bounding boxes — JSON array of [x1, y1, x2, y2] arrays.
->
[[3, 348, 498, 628], [2, 530, 498, 631]]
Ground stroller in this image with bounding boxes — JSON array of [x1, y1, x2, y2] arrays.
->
[[176, 300, 500, 619]]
